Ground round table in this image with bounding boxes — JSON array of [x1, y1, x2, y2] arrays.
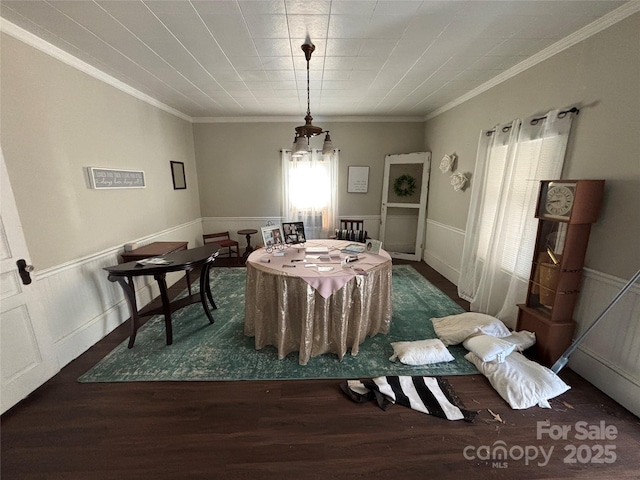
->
[[237, 229, 258, 258], [243, 240, 393, 365]]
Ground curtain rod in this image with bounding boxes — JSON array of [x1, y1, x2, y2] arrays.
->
[[530, 106, 580, 125], [485, 106, 580, 136]]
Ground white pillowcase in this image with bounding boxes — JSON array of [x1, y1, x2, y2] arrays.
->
[[465, 351, 570, 409], [431, 312, 511, 345], [389, 339, 455, 366], [462, 334, 516, 363], [501, 330, 536, 352]]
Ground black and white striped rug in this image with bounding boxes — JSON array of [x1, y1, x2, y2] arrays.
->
[[341, 376, 478, 422]]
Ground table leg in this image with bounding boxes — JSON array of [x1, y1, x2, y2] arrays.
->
[[154, 273, 173, 345], [199, 262, 216, 323], [185, 270, 192, 296], [110, 274, 140, 349], [243, 233, 254, 258]]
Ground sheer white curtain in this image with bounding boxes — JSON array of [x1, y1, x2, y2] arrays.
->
[[458, 109, 576, 327], [282, 149, 338, 239]]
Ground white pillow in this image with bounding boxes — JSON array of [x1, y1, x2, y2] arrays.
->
[[465, 351, 570, 409], [389, 339, 455, 366], [502, 330, 536, 352], [462, 334, 516, 363], [431, 312, 511, 345]]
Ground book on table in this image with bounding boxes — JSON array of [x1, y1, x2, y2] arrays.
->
[[305, 246, 329, 254], [341, 243, 366, 254]]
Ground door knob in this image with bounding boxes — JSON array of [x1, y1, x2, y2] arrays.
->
[[16, 259, 34, 285]]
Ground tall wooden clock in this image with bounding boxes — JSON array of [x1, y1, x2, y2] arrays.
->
[[516, 179, 605, 366]]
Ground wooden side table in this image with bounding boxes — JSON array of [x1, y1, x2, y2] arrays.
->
[[237, 229, 258, 259]]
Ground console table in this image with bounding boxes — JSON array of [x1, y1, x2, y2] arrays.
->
[[121, 241, 191, 294], [105, 244, 219, 348]]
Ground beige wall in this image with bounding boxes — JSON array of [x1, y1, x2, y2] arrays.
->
[[1, 34, 202, 269], [193, 121, 425, 218], [424, 13, 640, 280]]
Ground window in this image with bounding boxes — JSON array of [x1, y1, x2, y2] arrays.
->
[[458, 108, 576, 324], [282, 149, 338, 239]]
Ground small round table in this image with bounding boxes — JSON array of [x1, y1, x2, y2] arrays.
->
[[237, 229, 258, 258]]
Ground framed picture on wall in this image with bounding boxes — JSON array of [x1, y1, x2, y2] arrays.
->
[[170, 161, 186, 190], [348, 166, 369, 193]]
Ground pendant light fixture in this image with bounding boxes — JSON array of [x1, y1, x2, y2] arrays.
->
[[292, 40, 333, 156]]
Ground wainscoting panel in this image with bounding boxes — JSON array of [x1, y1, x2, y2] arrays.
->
[[568, 268, 640, 416], [421, 219, 639, 415], [423, 219, 465, 285], [35, 220, 203, 368]]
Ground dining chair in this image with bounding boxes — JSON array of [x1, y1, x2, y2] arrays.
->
[[332, 219, 368, 243], [203, 231, 240, 259], [340, 219, 364, 231]]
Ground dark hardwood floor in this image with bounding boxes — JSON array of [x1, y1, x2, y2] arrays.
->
[[2, 260, 639, 479]]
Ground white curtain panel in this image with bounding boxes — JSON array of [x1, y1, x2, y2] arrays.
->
[[282, 149, 339, 239], [458, 109, 575, 327]]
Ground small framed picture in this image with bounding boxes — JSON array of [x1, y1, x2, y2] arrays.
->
[[261, 225, 285, 249], [170, 161, 186, 190], [348, 166, 369, 193], [365, 239, 382, 255], [282, 222, 306, 244]]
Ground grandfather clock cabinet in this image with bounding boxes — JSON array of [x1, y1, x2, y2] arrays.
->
[[516, 180, 604, 366]]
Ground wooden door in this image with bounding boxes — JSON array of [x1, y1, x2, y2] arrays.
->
[[380, 152, 431, 261], [1, 149, 59, 413]]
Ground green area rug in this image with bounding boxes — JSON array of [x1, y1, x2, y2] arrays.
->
[[78, 265, 477, 383]]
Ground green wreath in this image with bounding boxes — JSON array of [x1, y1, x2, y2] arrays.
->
[[393, 174, 417, 197]]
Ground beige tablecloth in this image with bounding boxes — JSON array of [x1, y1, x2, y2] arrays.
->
[[243, 240, 393, 365]]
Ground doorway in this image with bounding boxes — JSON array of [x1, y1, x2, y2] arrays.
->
[[379, 152, 431, 261]]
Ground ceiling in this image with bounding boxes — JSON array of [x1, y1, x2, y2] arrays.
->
[[0, 0, 631, 121]]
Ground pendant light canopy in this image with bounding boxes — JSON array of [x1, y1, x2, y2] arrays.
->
[[292, 41, 333, 156]]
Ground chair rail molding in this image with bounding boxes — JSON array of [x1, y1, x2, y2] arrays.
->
[[34, 219, 203, 368]]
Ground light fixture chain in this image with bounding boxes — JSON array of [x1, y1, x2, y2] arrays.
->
[[306, 57, 311, 117]]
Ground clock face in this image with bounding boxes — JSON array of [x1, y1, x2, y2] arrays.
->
[[545, 185, 575, 217]]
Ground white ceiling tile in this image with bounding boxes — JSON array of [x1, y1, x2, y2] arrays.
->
[[191, 0, 243, 15], [244, 14, 289, 38], [324, 56, 357, 70], [373, 1, 423, 16], [326, 38, 364, 56], [285, 0, 331, 15], [1, 0, 628, 118], [238, 1, 287, 15], [287, 14, 330, 39], [254, 38, 293, 57], [330, 1, 376, 16]]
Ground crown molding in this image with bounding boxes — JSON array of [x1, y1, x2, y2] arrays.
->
[[0, 18, 193, 123], [192, 115, 424, 124], [424, 1, 640, 121]]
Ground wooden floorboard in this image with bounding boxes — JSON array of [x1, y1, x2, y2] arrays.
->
[[2, 260, 639, 479]]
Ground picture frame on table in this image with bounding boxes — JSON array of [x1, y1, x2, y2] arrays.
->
[[365, 239, 382, 255], [261, 225, 285, 249], [282, 221, 306, 244]]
